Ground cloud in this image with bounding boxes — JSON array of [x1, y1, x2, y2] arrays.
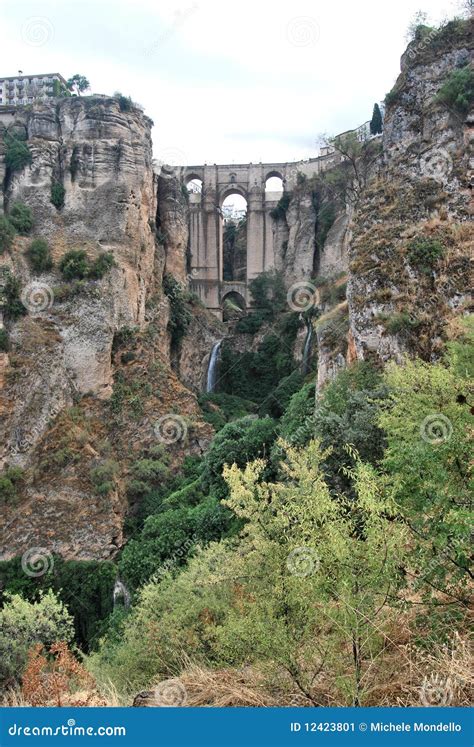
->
[[1, 0, 456, 163]]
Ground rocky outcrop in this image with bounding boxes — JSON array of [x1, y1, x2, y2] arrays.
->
[[178, 304, 224, 393], [0, 97, 215, 561], [158, 168, 189, 285], [0, 97, 158, 464], [348, 19, 473, 367]]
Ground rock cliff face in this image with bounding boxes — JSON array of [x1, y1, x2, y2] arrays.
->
[[348, 19, 473, 367], [0, 97, 214, 561]]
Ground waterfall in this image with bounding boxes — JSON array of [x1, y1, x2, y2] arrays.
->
[[113, 579, 131, 609], [301, 323, 313, 375], [206, 340, 222, 393]]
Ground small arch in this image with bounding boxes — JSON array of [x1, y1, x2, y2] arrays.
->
[[265, 169, 284, 183], [185, 176, 203, 194], [265, 175, 284, 194], [220, 185, 247, 205], [222, 291, 246, 321]]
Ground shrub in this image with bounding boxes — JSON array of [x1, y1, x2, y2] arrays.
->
[[247, 269, 287, 314], [201, 415, 278, 501], [0, 590, 74, 686], [436, 66, 474, 114], [269, 191, 291, 220], [90, 460, 119, 496], [4, 137, 32, 172], [2, 273, 27, 320], [115, 94, 133, 112], [259, 369, 304, 418], [59, 250, 89, 280], [313, 362, 387, 493], [278, 381, 316, 447], [0, 557, 116, 652], [162, 273, 192, 348], [0, 216, 16, 254], [0, 328, 8, 352], [50, 182, 66, 209], [26, 238, 53, 273], [8, 203, 33, 234], [0, 466, 24, 506], [407, 236, 445, 271], [88, 252, 116, 279], [385, 312, 420, 334]]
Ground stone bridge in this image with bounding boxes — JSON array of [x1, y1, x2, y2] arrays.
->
[[181, 149, 342, 318]]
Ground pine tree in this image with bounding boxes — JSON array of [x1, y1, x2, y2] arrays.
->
[[370, 103, 383, 135]]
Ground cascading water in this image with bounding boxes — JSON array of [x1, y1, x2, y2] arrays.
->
[[206, 340, 222, 393], [113, 579, 131, 609], [301, 323, 313, 375]]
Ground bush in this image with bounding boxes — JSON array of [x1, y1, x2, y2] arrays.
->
[[0, 558, 116, 652], [163, 273, 192, 348], [0, 216, 16, 254], [0, 466, 24, 506], [201, 415, 278, 500], [385, 312, 420, 334], [259, 369, 305, 418], [4, 137, 32, 172], [115, 94, 133, 112], [88, 252, 116, 279], [407, 236, 445, 271], [8, 203, 33, 234], [27, 238, 53, 273], [59, 250, 89, 280], [0, 328, 8, 352], [90, 460, 119, 496], [2, 273, 27, 320], [436, 65, 474, 114], [269, 191, 291, 220], [278, 381, 316, 447], [313, 362, 387, 492], [0, 590, 74, 686], [247, 269, 287, 314], [50, 182, 66, 209], [198, 393, 257, 431]]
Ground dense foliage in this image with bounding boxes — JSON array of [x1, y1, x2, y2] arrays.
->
[[8, 203, 33, 234], [26, 238, 53, 273]]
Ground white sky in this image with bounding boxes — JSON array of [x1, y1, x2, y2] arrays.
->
[[0, 0, 461, 165]]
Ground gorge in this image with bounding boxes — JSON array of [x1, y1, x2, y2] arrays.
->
[[0, 15, 472, 708]]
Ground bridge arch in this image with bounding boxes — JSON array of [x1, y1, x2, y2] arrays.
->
[[184, 154, 341, 318]]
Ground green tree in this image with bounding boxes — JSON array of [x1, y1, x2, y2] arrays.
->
[[436, 65, 474, 114], [27, 238, 53, 273], [369, 103, 383, 135], [4, 137, 32, 172], [59, 249, 89, 280], [51, 182, 66, 209], [0, 216, 16, 254], [66, 74, 90, 96], [379, 342, 473, 602], [0, 590, 74, 686], [201, 415, 278, 500], [8, 203, 33, 234]]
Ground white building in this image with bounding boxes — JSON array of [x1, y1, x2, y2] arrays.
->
[[0, 73, 67, 106]]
